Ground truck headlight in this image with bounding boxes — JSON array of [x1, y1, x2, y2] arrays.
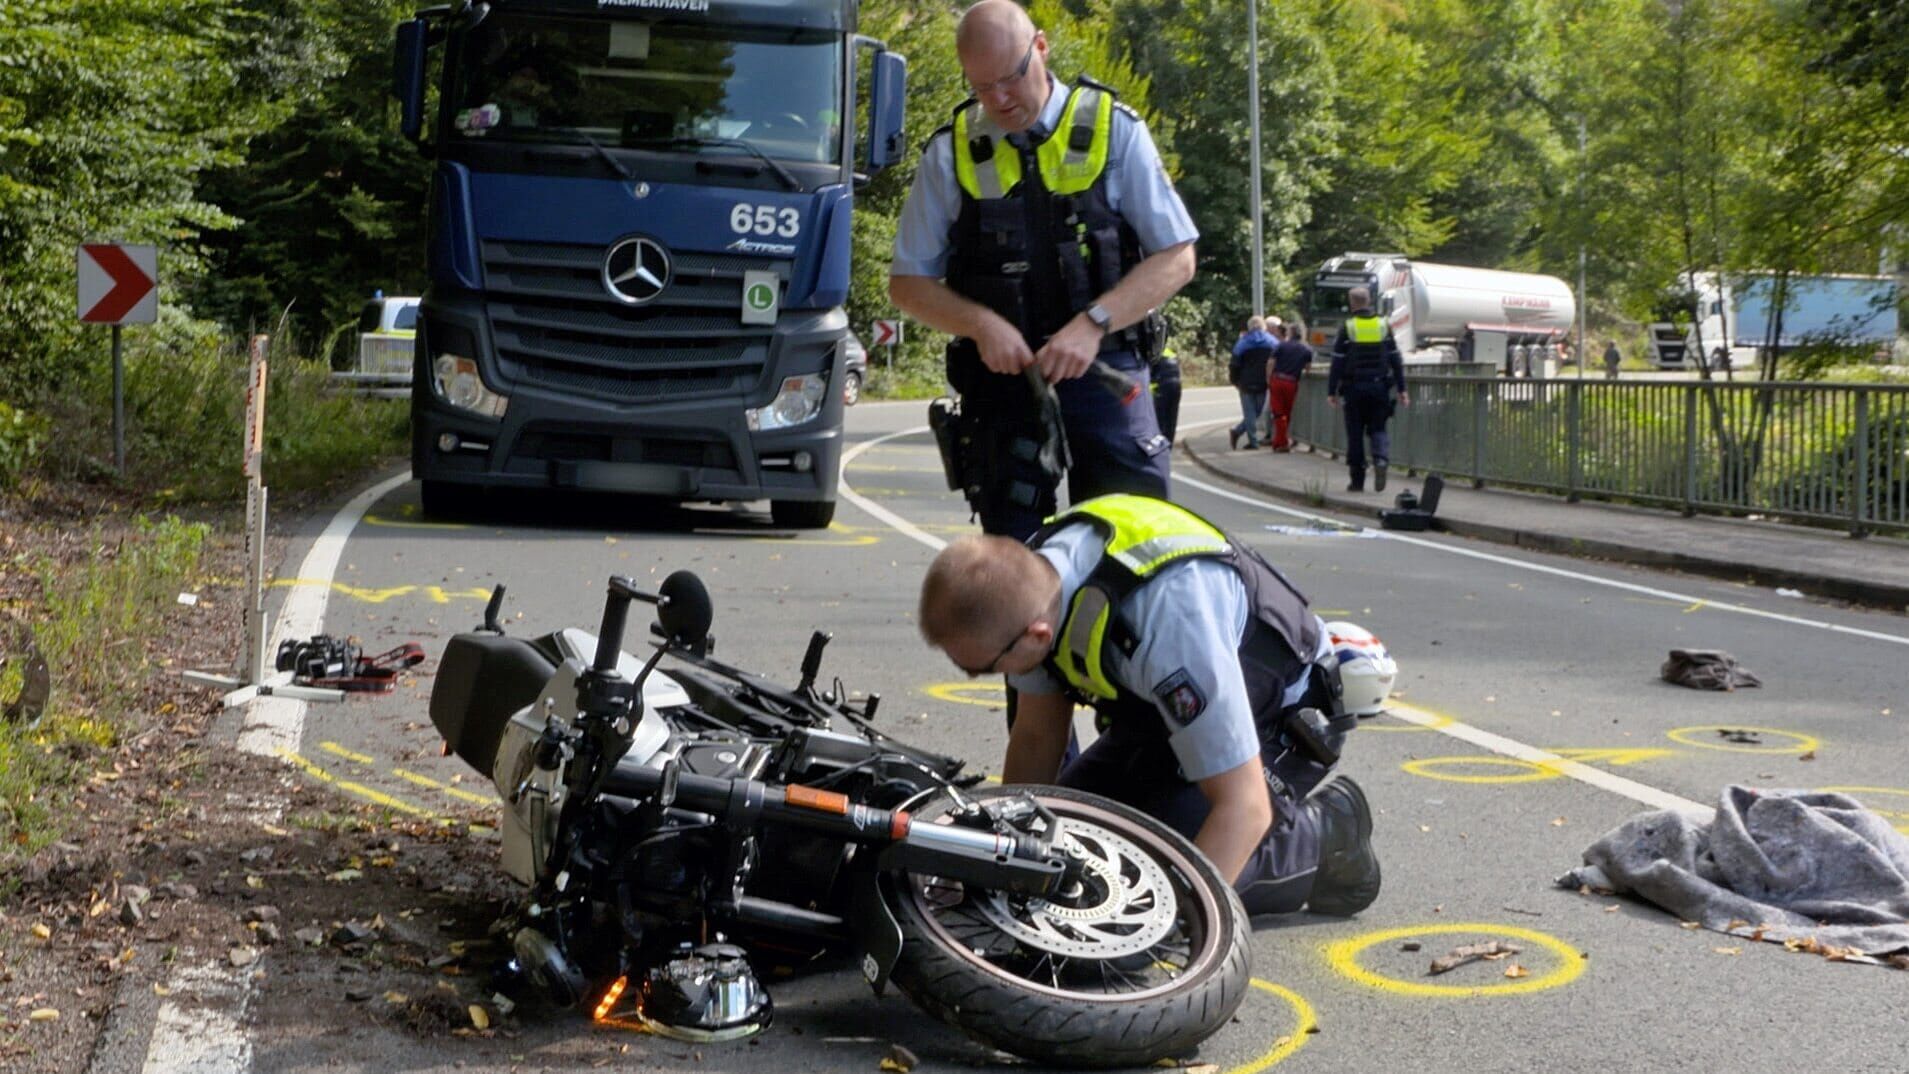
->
[[746, 374, 827, 432], [433, 354, 509, 418]]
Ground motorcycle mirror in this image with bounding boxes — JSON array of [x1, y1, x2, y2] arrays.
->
[[657, 571, 712, 648], [798, 630, 831, 693]]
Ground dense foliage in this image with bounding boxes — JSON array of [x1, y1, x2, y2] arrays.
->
[[0, 0, 1903, 414]]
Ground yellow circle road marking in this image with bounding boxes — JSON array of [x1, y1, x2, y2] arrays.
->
[[1817, 786, 1909, 833], [1326, 923, 1587, 998], [1667, 725, 1819, 754], [1402, 756, 1561, 784], [1223, 979, 1317, 1073]]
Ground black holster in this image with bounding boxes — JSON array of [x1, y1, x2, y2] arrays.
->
[[942, 338, 1069, 523]]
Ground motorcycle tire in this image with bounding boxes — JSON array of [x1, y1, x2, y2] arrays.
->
[[886, 785, 1251, 1068]]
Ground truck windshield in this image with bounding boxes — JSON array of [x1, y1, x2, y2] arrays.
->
[[450, 13, 841, 166], [1310, 286, 1358, 315]]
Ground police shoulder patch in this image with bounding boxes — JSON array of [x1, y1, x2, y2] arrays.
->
[[1152, 668, 1206, 726]]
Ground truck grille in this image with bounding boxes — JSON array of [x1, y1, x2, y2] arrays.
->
[[479, 240, 792, 403]]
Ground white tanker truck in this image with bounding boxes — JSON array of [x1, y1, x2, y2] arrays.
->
[[1306, 253, 1577, 372]]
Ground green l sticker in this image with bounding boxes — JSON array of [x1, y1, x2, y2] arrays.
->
[[742, 271, 779, 325]]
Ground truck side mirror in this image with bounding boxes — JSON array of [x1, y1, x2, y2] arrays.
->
[[394, 19, 429, 142], [865, 49, 907, 173]]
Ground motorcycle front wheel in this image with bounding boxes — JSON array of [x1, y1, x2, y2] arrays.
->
[[887, 785, 1252, 1068]]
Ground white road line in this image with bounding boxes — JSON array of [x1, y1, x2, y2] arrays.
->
[[236, 471, 412, 757], [146, 470, 410, 1074], [1176, 472, 1909, 648]]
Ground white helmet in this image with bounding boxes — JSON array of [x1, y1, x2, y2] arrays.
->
[[1325, 621, 1396, 716]]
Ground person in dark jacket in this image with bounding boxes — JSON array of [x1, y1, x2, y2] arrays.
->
[[1326, 288, 1409, 492], [1229, 316, 1277, 449], [1266, 322, 1314, 452]]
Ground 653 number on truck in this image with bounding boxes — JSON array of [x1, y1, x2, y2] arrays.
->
[[393, 0, 906, 526]]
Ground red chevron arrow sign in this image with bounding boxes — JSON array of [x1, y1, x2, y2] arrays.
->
[[77, 243, 158, 324]]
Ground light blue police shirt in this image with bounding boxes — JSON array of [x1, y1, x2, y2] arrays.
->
[[1007, 523, 1330, 783], [889, 75, 1199, 280]]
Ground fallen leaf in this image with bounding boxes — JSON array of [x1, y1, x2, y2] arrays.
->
[[326, 869, 363, 883], [1504, 964, 1530, 979], [1714, 946, 1741, 956], [469, 1005, 490, 1030], [29, 1008, 60, 1022], [1798, 750, 1816, 762], [31, 923, 51, 940], [153, 984, 172, 997], [384, 991, 410, 1005], [1400, 941, 1422, 952], [1551, 817, 1566, 827], [1679, 921, 1703, 930], [1604, 904, 1620, 913], [1418, 825, 1431, 833]]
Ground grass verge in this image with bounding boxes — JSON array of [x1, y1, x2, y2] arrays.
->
[[1, 515, 208, 871]]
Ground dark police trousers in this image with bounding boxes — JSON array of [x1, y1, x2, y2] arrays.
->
[[1341, 386, 1394, 479], [980, 348, 1171, 541], [1055, 659, 1340, 916]]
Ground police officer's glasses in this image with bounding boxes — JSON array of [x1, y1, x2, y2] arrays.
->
[[956, 629, 1026, 678], [969, 35, 1037, 97]]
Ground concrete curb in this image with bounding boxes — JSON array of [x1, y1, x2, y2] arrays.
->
[[1182, 439, 1909, 612]]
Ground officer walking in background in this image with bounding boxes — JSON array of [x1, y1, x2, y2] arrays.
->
[[1326, 287, 1408, 492], [890, 0, 1198, 541], [917, 494, 1382, 916]]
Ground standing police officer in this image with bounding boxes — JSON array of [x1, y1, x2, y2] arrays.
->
[[917, 494, 1382, 915], [891, 0, 1198, 540], [1326, 287, 1409, 492]]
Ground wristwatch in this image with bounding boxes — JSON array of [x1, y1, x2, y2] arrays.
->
[[1084, 303, 1114, 335]]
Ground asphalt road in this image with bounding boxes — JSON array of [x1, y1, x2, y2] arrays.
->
[[211, 388, 1909, 1073]]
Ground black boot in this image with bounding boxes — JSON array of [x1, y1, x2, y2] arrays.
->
[[1374, 460, 1389, 492], [1305, 777, 1380, 916], [1346, 468, 1364, 493]]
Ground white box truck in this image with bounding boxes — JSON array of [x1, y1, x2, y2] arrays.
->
[[1650, 272, 1900, 370], [1307, 253, 1577, 373]]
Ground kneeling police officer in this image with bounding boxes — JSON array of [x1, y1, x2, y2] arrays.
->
[[917, 494, 1382, 915]]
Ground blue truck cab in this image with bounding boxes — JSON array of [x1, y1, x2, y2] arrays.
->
[[393, 0, 905, 526]]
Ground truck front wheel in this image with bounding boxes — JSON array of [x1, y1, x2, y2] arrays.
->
[[770, 499, 835, 529]]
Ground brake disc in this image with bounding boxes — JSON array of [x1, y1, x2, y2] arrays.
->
[[974, 817, 1179, 960]]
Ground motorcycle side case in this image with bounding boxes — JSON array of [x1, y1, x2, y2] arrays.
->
[[430, 632, 559, 775]]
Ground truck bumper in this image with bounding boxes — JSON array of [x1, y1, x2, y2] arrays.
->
[[412, 302, 845, 504]]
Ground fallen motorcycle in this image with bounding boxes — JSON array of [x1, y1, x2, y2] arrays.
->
[[429, 572, 1251, 1067]]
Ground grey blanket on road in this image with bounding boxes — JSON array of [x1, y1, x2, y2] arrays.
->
[[1561, 785, 1909, 961]]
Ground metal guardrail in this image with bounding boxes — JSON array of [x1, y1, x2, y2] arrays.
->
[[1291, 373, 1909, 535]]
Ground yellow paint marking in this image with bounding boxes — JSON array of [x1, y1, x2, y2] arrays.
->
[[319, 741, 374, 765], [424, 585, 493, 605], [362, 509, 468, 530], [1550, 747, 1674, 768], [1326, 923, 1587, 998], [393, 768, 499, 806], [746, 521, 881, 546], [1223, 979, 1317, 1073], [278, 750, 440, 818], [270, 579, 418, 604], [924, 682, 1006, 709], [841, 462, 949, 475], [1402, 746, 1675, 784], [1667, 725, 1820, 755], [1817, 786, 1909, 834], [1403, 756, 1560, 784], [1682, 600, 1708, 613]]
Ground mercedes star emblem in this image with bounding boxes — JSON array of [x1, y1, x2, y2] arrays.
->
[[603, 236, 671, 305]]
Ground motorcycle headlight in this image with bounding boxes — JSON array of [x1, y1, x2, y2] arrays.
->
[[746, 374, 827, 432], [433, 354, 509, 418]]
